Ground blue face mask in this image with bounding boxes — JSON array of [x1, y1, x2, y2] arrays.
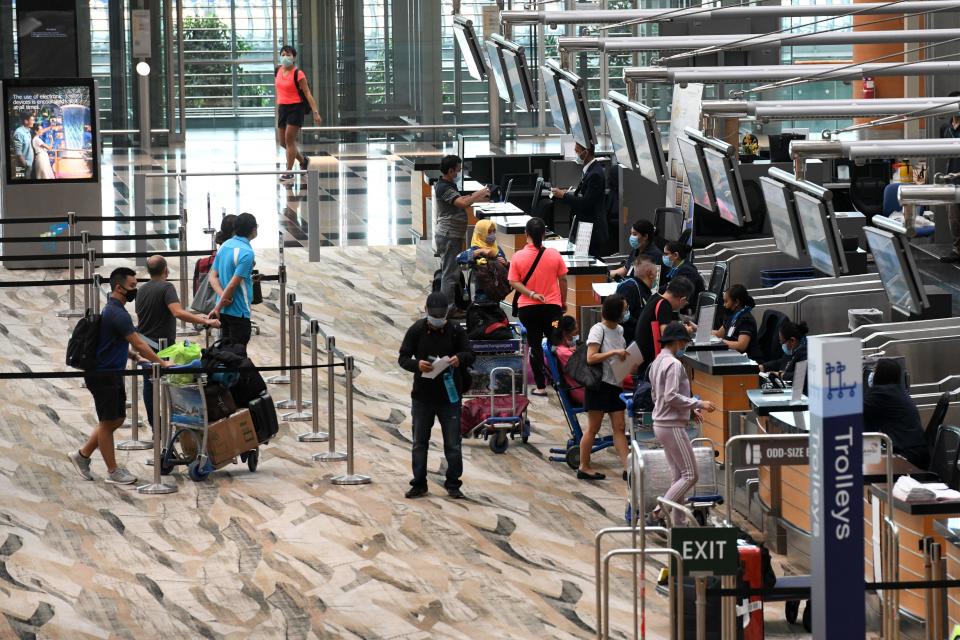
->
[[629, 235, 640, 249], [485, 234, 497, 244], [676, 347, 687, 357], [571, 335, 580, 346], [782, 343, 794, 356], [622, 310, 631, 323], [662, 255, 673, 268], [427, 315, 447, 328], [280, 55, 294, 68]]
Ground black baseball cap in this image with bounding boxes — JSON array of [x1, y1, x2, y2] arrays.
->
[[426, 292, 449, 316], [659, 321, 693, 345]]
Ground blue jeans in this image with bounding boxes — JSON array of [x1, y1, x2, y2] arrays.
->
[[410, 399, 463, 490]]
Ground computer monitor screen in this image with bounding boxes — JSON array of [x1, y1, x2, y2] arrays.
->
[[602, 99, 634, 168], [484, 40, 513, 103], [453, 19, 486, 81], [865, 226, 925, 315], [541, 66, 568, 133], [4, 78, 98, 184], [625, 110, 665, 185], [794, 190, 840, 276], [759, 176, 805, 261], [703, 146, 747, 227], [501, 47, 535, 112], [677, 136, 714, 212], [558, 77, 595, 148]]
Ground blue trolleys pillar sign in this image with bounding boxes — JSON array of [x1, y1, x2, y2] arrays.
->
[[807, 337, 865, 639]]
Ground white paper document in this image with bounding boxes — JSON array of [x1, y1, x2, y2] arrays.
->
[[574, 221, 593, 256], [791, 363, 807, 403], [611, 342, 644, 383], [421, 356, 452, 379]]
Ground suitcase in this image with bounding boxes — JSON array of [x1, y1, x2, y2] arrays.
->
[[460, 395, 531, 437], [248, 392, 279, 444], [230, 358, 268, 407], [738, 544, 766, 640]]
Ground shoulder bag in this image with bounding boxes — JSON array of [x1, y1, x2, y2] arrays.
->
[[564, 329, 604, 390]]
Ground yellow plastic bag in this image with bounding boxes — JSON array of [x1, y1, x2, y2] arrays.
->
[[157, 340, 202, 385]]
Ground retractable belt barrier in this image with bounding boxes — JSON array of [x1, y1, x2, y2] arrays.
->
[[706, 577, 960, 597], [0, 214, 181, 224], [0, 233, 179, 243]]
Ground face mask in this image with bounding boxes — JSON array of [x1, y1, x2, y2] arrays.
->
[[628, 235, 640, 250], [662, 255, 673, 268], [571, 335, 580, 346], [426, 315, 447, 328], [622, 310, 631, 323], [280, 55, 294, 68], [868, 370, 875, 387], [676, 347, 687, 357], [123, 287, 137, 303], [782, 343, 794, 356], [485, 233, 497, 244]]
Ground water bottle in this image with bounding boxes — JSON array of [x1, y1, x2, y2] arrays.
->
[[442, 369, 460, 404]]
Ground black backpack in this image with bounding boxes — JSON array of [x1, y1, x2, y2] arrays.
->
[[466, 303, 512, 341], [66, 312, 101, 370], [432, 268, 468, 310]]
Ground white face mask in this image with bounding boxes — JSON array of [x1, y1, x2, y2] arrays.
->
[[426, 315, 447, 328]]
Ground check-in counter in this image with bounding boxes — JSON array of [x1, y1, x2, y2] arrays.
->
[[866, 487, 960, 625], [934, 518, 960, 631], [493, 214, 532, 261], [680, 350, 760, 461], [563, 257, 611, 323]]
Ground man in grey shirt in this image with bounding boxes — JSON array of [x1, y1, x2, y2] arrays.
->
[[434, 154, 489, 317], [12, 111, 35, 176], [136, 255, 219, 427]]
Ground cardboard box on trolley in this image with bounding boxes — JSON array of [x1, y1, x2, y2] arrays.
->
[[181, 409, 258, 467]]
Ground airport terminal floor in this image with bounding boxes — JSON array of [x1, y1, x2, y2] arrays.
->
[[0, 130, 836, 640]]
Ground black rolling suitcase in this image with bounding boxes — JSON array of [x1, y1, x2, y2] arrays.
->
[[248, 391, 279, 444]]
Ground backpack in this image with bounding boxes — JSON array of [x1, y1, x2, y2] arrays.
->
[[473, 258, 512, 302], [466, 303, 512, 341], [193, 252, 216, 295], [66, 312, 102, 370], [432, 268, 468, 310]]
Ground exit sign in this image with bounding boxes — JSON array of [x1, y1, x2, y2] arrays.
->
[[671, 527, 741, 577]]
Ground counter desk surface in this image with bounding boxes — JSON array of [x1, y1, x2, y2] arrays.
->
[[747, 388, 808, 416]]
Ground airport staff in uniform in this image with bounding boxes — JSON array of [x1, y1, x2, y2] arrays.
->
[[610, 220, 661, 280], [550, 143, 609, 258], [660, 238, 704, 313], [711, 284, 762, 361]]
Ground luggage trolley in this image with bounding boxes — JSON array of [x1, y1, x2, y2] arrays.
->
[[461, 322, 532, 454], [155, 363, 260, 481]]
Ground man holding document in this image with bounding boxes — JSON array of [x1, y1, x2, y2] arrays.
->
[[398, 292, 476, 499]]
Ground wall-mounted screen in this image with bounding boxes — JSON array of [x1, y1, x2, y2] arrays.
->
[[864, 226, 927, 316], [558, 77, 595, 148], [703, 146, 749, 227], [500, 47, 535, 112], [541, 64, 568, 133], [677, 136, 715, 211], [17, 0, 79, 78], [625, 107, 666, 185], [453, 17, 486, 81], [793, 190, 847, 277], [4, 78, 98, 184], [759, 176, 806, 261], [602, 99, 634, 168], [484, 40, 513, 103]]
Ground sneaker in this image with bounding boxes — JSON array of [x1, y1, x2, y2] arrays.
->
[[106, 467, 137, 485], [68, 451, 93, 480], [405, 485, 428, 499], [279, 173, 295, 184], [446, 487, 465, 499]]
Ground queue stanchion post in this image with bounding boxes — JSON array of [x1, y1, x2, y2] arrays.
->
[[313, 335, 346, 462], [91, 272, 102, 314], [331, 356, 371, 485], [298, 319, 328, 442], [283, 301, 312, 421], [137, 362, 177, 494], [81, 232, 91, 311], [118, 359, 150, 449], [266, 234, 289, 385], [275, 292, 298, 407], [176, 226, 198, 337], [57, 211, 84, 318], [145, 337, 168, 467]]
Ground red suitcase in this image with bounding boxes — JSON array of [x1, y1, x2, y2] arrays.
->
[[738, 544, 765, 640]]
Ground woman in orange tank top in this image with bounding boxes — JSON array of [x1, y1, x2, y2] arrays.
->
[[276, 45, 322, 184]]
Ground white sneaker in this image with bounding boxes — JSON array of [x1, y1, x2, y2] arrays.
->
[[68, 451, 93, 480], [106, 467, 137, 485]]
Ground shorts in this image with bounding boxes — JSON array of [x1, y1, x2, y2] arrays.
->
[[220, 313, 252, 347], [585, 381, 627, 413], [84, 374, 127, 422], [278, 103, 307, 128]]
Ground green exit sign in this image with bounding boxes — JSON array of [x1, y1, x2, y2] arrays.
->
[[671, 527, 741, 577]]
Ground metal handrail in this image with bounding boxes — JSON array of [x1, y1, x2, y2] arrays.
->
[[299, 123, 517, 133], [657, 497, 699, 529], [602, 547, 684, 640]]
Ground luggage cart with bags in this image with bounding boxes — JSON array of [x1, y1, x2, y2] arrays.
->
[[459, 322, 531, 454]]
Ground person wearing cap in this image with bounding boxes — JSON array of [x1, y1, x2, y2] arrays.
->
[[647, 321, 717, 525], [397, 292, 476, 499]]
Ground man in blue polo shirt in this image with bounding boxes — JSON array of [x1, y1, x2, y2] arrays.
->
[[68, 267, 167, 484], [209, 212, 257, 346]]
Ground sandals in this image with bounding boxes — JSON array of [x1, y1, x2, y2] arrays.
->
[[577, 470, 606, 481], [530, 389, 549, 397]]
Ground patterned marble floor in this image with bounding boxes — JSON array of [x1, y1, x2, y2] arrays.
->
[[0, 239, 828, 639]]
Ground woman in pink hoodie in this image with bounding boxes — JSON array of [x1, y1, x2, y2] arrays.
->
[[647, 321, 716, 525]]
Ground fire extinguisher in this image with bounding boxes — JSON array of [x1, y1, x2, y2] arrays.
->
[[862, 76, 876, 99]]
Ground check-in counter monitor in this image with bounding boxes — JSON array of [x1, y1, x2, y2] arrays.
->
[[498, 41, 536, 112], [484, 39, 513, 104], [602, 98, 634, 169], [557, 73, 596, 148], [541, 62, 569, 133], [793, 187, 849, 277], [453, 17, 485, 81], [865, 219, 929, 316], [623, 101, 667, 185], [759, 176, 807, 261], [702, 143, 751, 227], [678, 136, 716, 212]]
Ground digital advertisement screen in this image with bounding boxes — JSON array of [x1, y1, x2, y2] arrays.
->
[[4, 80, 97, 184], [484, 41, 513, 103], [559, 78, 589, 148], [794, 191, 837, 276], [17, 0, 79, 78], [602, 100, 633, 168], [759, 177, 804, 260], [865, 227, 920, 315], [541, 67, 567, 133], [703, 146, 744, 226], [678, 137, 714, 211], [626, 110, 663, 185]]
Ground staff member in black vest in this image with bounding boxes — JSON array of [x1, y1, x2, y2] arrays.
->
[[660, 239, 704, 313], [550, 143, 609, 258], [398, 292, 476, 499], [711, 284, 762, 361]]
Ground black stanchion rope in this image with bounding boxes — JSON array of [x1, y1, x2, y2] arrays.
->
[[0, 362, 345, 381]]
